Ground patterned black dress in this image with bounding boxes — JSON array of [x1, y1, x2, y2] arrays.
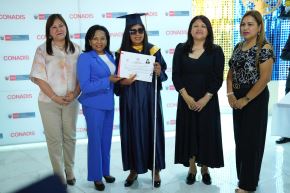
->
[[229, 42, 274, 191]]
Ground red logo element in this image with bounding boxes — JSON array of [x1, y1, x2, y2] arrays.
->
[[166, 48, 175, 54], [166, 120, 176, 125], [168, 11, 175, 16], [166, 85, 175, 90], [105, 12, 113, 18]]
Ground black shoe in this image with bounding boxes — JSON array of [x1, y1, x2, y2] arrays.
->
[[202, 173, 211, 185], [66, 178, 76, 186], [104, 176, 115, 183], [154, 180, 161, 188], [276, 137, 290, 144], [124, 174, 138, 187], [94, 181, 105, 191], [186, 173, 196, 185]]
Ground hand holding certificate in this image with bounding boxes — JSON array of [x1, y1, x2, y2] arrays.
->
[[118, 51, 156, 82]]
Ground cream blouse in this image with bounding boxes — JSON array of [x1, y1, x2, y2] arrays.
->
[[30, 42, 81, 102]]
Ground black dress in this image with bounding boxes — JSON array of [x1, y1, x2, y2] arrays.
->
[[115, 43, 167, 174], [172, 43, 225, 168], [229, 42, 274, 191]]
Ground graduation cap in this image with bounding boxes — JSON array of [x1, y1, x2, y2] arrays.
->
[[117, 13, 146, 27]]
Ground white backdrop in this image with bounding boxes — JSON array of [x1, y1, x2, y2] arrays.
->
[[0, 0, 192, 145]]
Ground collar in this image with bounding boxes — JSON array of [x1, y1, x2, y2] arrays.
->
[[132, 45, 143, 52]]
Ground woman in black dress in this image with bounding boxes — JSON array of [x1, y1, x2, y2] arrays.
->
[[172, 15, 225, 185], [227, 10, 274, 193]]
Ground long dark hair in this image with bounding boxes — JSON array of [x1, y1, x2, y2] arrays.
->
[[120, 23, 149, 54], [84, 25, 112, 55], [45, 14, 75, 55], [240, 10, 269, 68], [184, 15, 214, 53]]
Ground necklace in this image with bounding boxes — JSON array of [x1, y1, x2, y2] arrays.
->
[[55, 45, 65, 51], [53, 41, 65, 51]]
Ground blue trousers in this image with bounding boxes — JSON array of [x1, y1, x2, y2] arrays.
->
[[82, 106, 114, 181]]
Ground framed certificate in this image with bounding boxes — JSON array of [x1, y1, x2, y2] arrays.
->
[[118, 51, 156, 82]]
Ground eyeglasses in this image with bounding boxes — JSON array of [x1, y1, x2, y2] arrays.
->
[[129, 28, 144, 35]]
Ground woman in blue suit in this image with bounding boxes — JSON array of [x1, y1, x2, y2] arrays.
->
[[77, 25, 120, 191]]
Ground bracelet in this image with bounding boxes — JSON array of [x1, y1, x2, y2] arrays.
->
[[50, 94, 56, 100], [226, 92, 234, 96], [179, 89, 185, 95], [206, 93, 213, 98]]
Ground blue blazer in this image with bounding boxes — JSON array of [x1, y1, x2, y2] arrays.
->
[[77, 50, 116, 110]]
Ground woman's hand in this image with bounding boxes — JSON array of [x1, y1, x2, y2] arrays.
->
[[120, 74, 136, 85], [63, 91, 75, 103], [180, 88, 196, 110], [195, 95, 211, 112], [154, 62, 161, 76], [109, 75, 121, 83], [234, 97, 249, 109], [227, 94, 237, 109], [53, 95, 70, 106]]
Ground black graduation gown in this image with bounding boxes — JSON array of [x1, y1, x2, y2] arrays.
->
[[172, 43, 224, 168], [115, 43, 167, 174]]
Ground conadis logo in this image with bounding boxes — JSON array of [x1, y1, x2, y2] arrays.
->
[[70, 33, 86, 39], [3, 55, 29, 61], [5, 75, 30, 81], [0, 35, 29, 41], [0, 14, 26, 20], [166, 11, 189, 16], [8, 112, 35, 119], [34, 14, 50, 20], [69, 13, 94, 19], [102, 12, 127, 18], [7, 93, 32, 100]]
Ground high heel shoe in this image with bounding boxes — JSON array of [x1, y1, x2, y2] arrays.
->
[[202, 173, 211, 185], [66, 178, 76, 186], [64, 170, 76, 186], [124, 172, 138, 187], [153, 171, 161, 188], [104, 176, 115, 183], [94, 181, 105, 191], [186, 173, 196, 185]]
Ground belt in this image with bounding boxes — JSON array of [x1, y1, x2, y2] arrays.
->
[[233, 83, 253, 89]]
